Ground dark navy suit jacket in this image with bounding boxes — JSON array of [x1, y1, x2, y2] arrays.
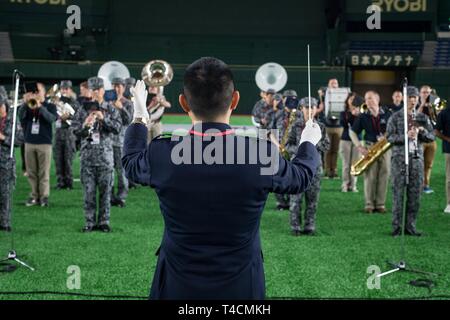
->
[[122, 122, 320, 300]]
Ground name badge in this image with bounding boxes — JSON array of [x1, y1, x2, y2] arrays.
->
[[31, 122, 40, 135], [91, 132, 100, 145], [56, 119, 62, 129]]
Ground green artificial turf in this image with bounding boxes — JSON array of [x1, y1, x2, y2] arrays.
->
[[1, 133, 450, 300]]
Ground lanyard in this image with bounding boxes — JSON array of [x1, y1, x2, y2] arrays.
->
[[189, 130, 235, 137], [32, 109, 39, 122]]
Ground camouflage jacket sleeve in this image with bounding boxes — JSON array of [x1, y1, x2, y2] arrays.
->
[[387, 114, 404, 145], [101, 106, 122, 135], [119, 99, 133, 127], [316, 123, 330, 153], [418, 114, 436, 143], [285, 119, 302, 157], [1, 109, 21, 148], [72, 109, 89, 138]]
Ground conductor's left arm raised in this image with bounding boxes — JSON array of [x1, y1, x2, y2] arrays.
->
[[122, 80, 151, 186]]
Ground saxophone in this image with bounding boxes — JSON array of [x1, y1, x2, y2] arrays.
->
[[351, 137, 391, 176], [279, 109, 298, 159]]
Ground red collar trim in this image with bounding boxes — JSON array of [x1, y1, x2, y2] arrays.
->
[[189, 129, 235, 137]]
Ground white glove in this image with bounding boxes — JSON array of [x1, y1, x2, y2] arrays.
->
[[300, 120, 322, 146], [130, 80, 149, 120]]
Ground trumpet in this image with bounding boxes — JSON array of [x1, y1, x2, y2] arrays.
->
[[27, 98, 39, 109], [359, 103, 368, 114]]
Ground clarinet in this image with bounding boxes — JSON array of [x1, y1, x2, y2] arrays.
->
[[86, 114, 98, 143], [409, 108, 419, 159]]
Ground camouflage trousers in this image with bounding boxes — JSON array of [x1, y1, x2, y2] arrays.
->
[[391, 156, 424, 231], [81, 165, 113, 228], [290, 173, 321, 232], [0, 161, 16, 228], [275, 194, 290, 207], [54, 132, 76, 188], [112, 146, 128, 201]]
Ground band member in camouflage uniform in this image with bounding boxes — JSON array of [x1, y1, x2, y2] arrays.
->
[[0, 94, 22, 232], [252, 89, 277, 137], [54, 80, 80, 190], [386, 86, 435, 237], [286, 98, 330, 236], [73, 77, 121, 233], [110, 78, 133, 207], [272, 90, 302, 210]]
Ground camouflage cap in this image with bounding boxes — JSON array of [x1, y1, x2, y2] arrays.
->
[[407, 86, 419, 97], [274, 93, 283, 102], [60, 80, 73, 89], [88, 77, 104, 90], [125, 77, 136, 86], [283, 90, 298, 98], [299, 97, 319, 108], [112, 77, 125, 86]]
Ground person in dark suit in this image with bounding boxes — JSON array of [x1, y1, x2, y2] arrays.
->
[[122, 57, 322, 300]]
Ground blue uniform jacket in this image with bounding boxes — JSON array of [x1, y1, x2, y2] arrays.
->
[[122, 122, 320, 300]]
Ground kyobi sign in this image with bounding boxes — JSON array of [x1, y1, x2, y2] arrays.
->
[[372, 0, 429, 12]]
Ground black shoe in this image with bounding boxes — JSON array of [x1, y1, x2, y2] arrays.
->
[[291, 230, 301, 237], [110, 198, 119, 207], [406, 229, 422, 237], [301, 230, 316, 236], [82, 226, 94, 233], [40, 198, 49, 207], [0, 226, 12, 233], [392, 229, 401, 237], [25, 198, 40, 207], [117, 199, 126, 208], [276, 205, 290, 211], [98, 225, 111, 233], [56, 184, 65, 190]]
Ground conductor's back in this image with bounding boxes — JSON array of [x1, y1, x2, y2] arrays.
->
[[123, 57, 322, 300]]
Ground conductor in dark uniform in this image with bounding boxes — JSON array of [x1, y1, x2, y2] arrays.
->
[[122, 57, 322, 300]]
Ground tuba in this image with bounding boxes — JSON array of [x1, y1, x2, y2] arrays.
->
[[142, 60, 173, 88], [254, 62, 288, 130], [98, 61, 131, 91], [255, 63, 288, 93], [141, 60, 173, 123]]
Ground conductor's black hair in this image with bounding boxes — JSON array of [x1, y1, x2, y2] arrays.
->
[[183, 57, 235, 121]]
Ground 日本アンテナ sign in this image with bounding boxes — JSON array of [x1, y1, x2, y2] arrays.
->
[[348, 53, 420, 67]]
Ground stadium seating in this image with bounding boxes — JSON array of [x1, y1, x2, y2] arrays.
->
[[434, 38, 450, 67]]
